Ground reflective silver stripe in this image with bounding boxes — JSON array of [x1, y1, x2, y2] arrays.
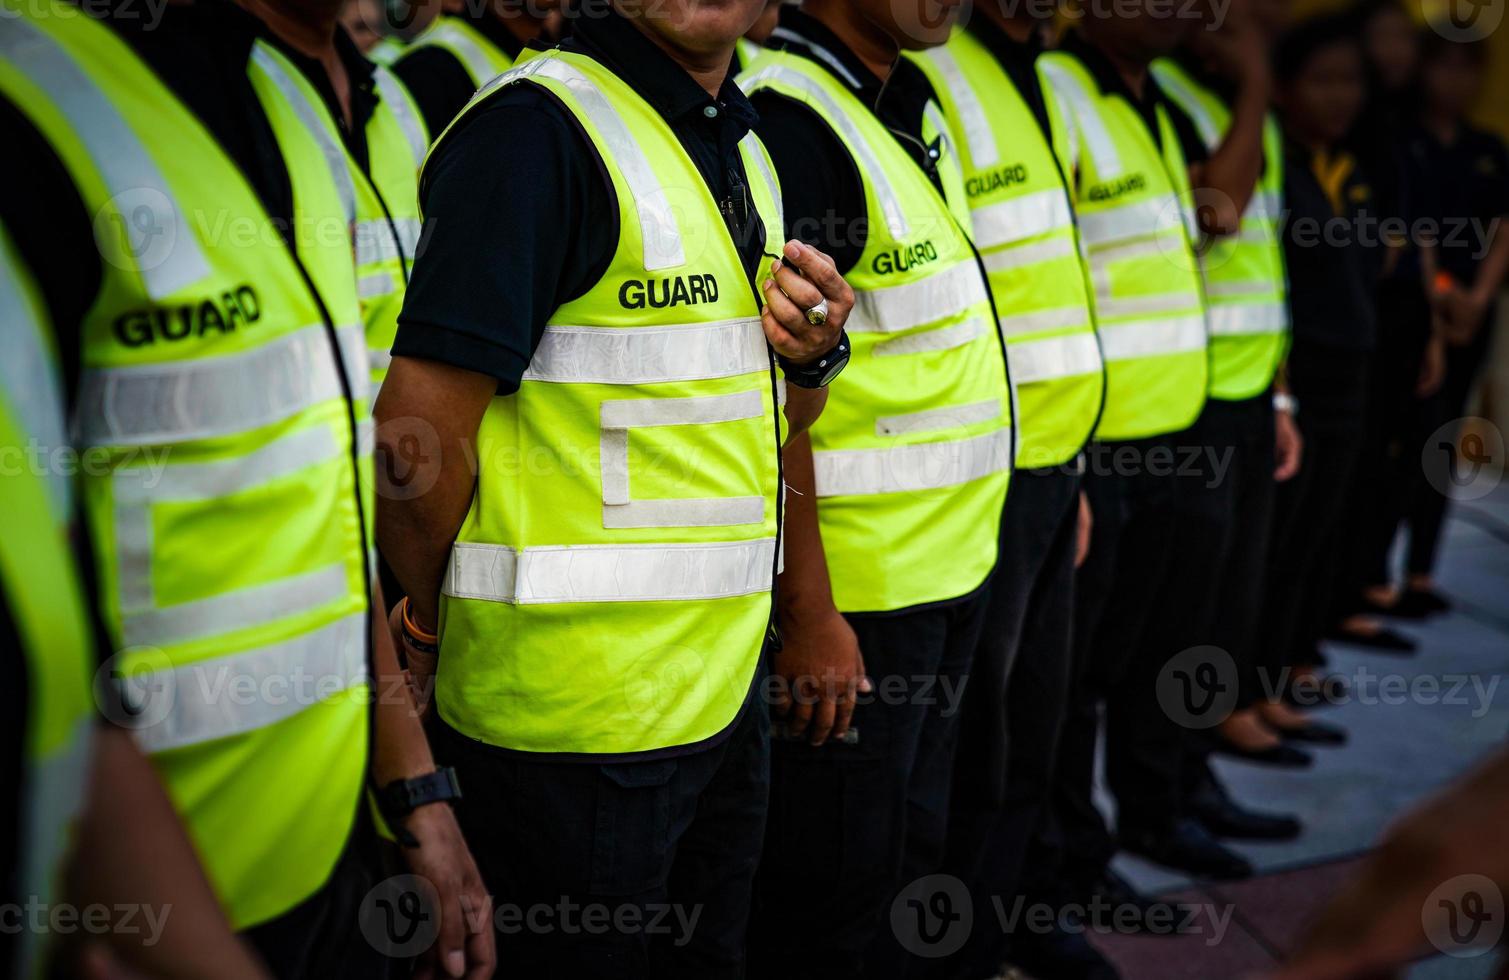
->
[[814, 428, 1011, 497], [982, 237, 1078, 273], [924, 47, 997, 167], [488, 58, 685, 271], [742, 64, 909, 239], [126, 611, 368, 754], [524, 318, 769, 384], [873, 317, 986, 357], [1008, 332, 1103, 385], [369, 348, 393, 373], [1208, 300, 1289, 337], [741, 134, 785, 240], [355, 217, 422, 267], [971, 189, 1074, 250], [373, 65, 428, 169], [1152, 68, 1222, 148], [1096, 314, 1207, 361], [121, 564, 351, 649], [1, 252, 71, 521], [1095, 292, 1204, 318], [1205, 279, 1281, 298], [876, 399, 1001, 436], [112, 424, 345, 615], [445, 538, 777, 604], [848, 262, 990, 333], [16, 718, 90, 980], [766, 28, 862, 88], [250, 43, 356, 227], [0, 17, 210, 300], [998, 305, 1092, 339], [1089, 237, 1169, 265], [1080, 194, 1182, 247], [358, 271, 395, 299], [424, 22, 504, 87], [1039, 60, 1122, 177], [1248, 190, 1282, 221], [600, 390, 767, 528], [75, 323, 365, 446]]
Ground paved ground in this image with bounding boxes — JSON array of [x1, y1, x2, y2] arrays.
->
[[1089, 482, 1509, 978]]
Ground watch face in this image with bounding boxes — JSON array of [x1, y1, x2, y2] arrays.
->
[[818, 345, 850, 386]]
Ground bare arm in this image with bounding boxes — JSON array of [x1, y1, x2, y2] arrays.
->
[[66, 728, 268, 980], [783, 386, 828, 441], [1188, 15, 1273, 238], [374, 357, 497, 632]]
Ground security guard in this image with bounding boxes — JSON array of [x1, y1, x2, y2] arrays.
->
[[0, 222, 268, 980], [0, 3, 489, 976], [906, 4, 1108, 975], [389, 0, 560, 134], [375, 0, 851, 972], [1154, 17, 1328, 841], [1036, 6, 1251, 908], [739, 1, 1013, 973]]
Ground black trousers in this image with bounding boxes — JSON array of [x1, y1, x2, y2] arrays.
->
[[242, 808, 394, 980], [434, 695, 770, 980], [1051, 435, 1186, 891], [750, 586, 991, 980], [940, 466, 1082, 979], [1405, 325, 1492, 576], [1258, 341, 1371, 679]]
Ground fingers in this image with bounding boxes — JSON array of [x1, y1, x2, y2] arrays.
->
[[786, 687, 815, 739], [462, 887, 496, 980], [808, 696, 836, 746], [832, 680, 858, 740], [762, 276, 809, 332], [436, 887, 468, 979], [784, 240, 848, 305], [771, 261, 824, 312]]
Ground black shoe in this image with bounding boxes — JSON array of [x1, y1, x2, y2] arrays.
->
[[1327, 624, 1418, 654], [1278, 719, 1348, 746], [1188, 783, 1302, 841], [1120, 818, 1254, 880], [1007, 922, 1121, 980], [1211, 738, 1314, 768], [1394, 587, 1452, 618]]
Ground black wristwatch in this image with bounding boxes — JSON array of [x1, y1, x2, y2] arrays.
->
[[377, 768, 462, 846], [777, 330, 850, 390]]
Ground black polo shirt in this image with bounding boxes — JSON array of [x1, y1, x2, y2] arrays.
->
[[1282, 138, 1379, 352], [0, 0, 383, 355], [1058, 31, 1208, 168], [390, 11, 529, 137], [748, 7, 947, 276], [391, 2, 770, 394], [1405, 121, 1509, 287]]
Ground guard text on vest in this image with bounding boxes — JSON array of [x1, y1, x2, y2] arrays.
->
[[618, 274, 719, 309], [871, 241, 938, 276], [1087, 174, 1147, 203], [967, 164, 1029, 199], [113, 286, 262, 347]]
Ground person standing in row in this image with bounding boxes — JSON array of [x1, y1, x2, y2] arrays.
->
[[739, 0, 1014, 973], [0, 2, 492, 977], [906, 2, 1106, 975], [375, 0, 853, 973]]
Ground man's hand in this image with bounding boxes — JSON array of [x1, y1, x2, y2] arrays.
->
[[774, 602, 872, 745], [400, 804, 495, 980], [1274, 408, 1303, 482], [1193, 0, 1271, 86], [1075, 491, 1093, 568], [762, 240, 854, 364]]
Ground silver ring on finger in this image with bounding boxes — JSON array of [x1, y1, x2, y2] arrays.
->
[[805, 298, 829, 326]]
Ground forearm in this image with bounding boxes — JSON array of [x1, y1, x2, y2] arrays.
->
[[1198, 73, 1271, 238], [370, 579, 439, 784], [782, 385, 827, 441], [776, 431, 837, 622], [68, 728, 268, 980]]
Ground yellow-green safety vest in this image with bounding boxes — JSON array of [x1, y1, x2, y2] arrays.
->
[[1151, 58, 1290, 401], [0, 223, 96, 980], [393, 14, 515, 89], [1039, 48, 1209, 440], [434, 51, 785, 756], [911, 30, 1104, 470], [0, 4, 374, 929], [742, 50, 1013, 613]]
